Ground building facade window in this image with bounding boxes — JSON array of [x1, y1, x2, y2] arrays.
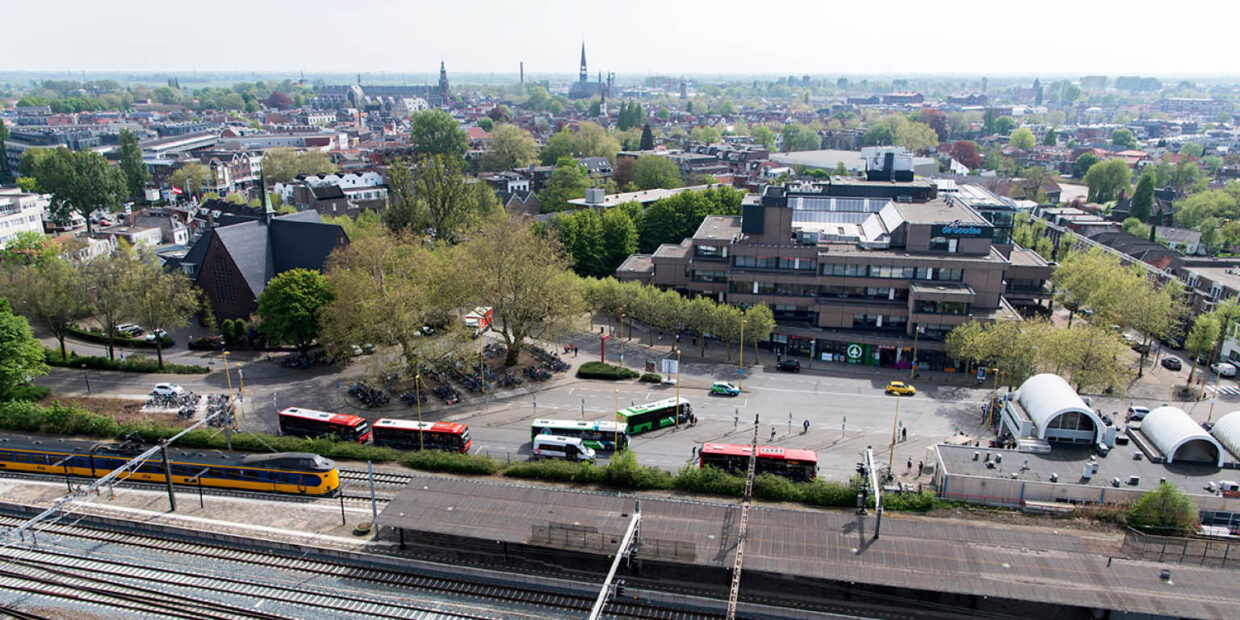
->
[[691, 269, 728, 283], [734, 255, 778, 269]]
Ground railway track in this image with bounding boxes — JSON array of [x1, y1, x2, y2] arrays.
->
[[338, 469, 416, 486], [0, 514, 721, 620]]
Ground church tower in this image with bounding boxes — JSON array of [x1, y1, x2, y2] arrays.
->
[[579, 42, 588, 83], [438, 61, 450, 105]]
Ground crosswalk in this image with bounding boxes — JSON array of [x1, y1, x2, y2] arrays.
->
[[1203, 384, 1240, 397]]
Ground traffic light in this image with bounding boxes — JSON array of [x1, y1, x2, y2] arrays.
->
[[856, 462, 867, 477], [615, 580, 626, 599]]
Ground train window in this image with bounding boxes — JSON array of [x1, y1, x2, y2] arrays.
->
[[300, 474, 320, 486], [12, 453, 30, 463], [0, 451, 12, 461]]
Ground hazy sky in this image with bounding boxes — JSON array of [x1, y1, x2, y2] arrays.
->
[[8, 0, 1239, 78]]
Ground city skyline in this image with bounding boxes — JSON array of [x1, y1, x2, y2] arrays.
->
[[7, 0, 1239, 78]]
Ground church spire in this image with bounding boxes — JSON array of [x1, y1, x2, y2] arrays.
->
[[579, 42, 588, 83]]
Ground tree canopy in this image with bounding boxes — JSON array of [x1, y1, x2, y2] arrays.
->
[[1083, 159, 1132, 203], [480, 123, 539, 172], [1008, 127, 1036, 151], [541, 157, 591, 212], [633, 155, 682, 190], [22, 147, 126, 232], [1127, 482, 1198, 536], [0, 297, 48, 401], [410, 109, 468, 160], [257, 268, 333, 355], [261, 147, 337, 184], [118, 129, 148, 200]]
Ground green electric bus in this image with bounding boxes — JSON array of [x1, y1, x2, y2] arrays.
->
[[616, 397, 691, 435], [530, 419, 628, 451]]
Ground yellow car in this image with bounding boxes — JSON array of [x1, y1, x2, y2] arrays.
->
[[885, 381, 916, 396]]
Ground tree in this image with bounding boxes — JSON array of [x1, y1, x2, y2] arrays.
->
[[555, 209, 605, 277], [751, 125, 776, 150], [639, 124, 655, 150], [1121, 217, 1150, 238], [257, 268, 332, 357], [131, 258, 200, 369], [260, 147, 337, 184], [0, 297, 48, 401], [1042, 128, 1057, 146], [541, 157, 591, 212], [539, 129, 577, 164], [413, 154, 497, 241], [1184, 314, 1220, 387], [382, 159, 418, 233], [573, 122, 622, 161], [168, 161, 214, 196], [476, 117, 493, 132], [1173, 189, 1239, 228], [1179, 143, 1204, 159], [1131, 174, 1155, 222], [1173, 160, 1206, 194], [321, 232, 461, 376], [633, 155, 682, 190], [690, 126, 721, 144], [457, 215, 585, 366], [1043, 322, 1132, 392], [993, 116, 1018, 135], [919, 108, 950, 141], [1074, 153, 1101, 179], [599, 208, 638, 274], [83, 249, 140, 360], [265, 91, 293, 109], [783, 123, 822, 151], [26, 147, 126, 234], [1127, 482, 1198, 536], [612, 157, 636, 190], [410, 109, 467, 160], [1111, 128, 1138, 149], [1, 257, 88, 362], [1009, 127, 1036, 151], [949, 140, 982, 169], [480, 124, 539, 172], [1083, 159, 1132, 203]]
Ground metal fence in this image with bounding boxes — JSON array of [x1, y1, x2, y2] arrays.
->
[[530, 522, 696, 561], [1121, 528, 1238, 569]]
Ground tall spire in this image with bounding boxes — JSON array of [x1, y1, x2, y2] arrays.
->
[[579, 42, 588, 83]]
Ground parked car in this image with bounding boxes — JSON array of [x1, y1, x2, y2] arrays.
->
[[115, 323, 144, 337], [710, 381, 740, 396], [1211, 362, 1237, 378], [885, 381, 916, 396], [151, 383, 184, 397], [1160, 337, 1184, 350], [143, 329, 168, 342], [1161, 357, 1182, 371], [1126, 405, 1150, 422], [776, 359, 801, 373]]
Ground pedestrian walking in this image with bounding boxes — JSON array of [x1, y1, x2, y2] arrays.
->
[[734, 411, 738, 428], [906, 458, 913, 472], [770, 427, 776, 441], [917, 460, 924, 476], [573, 344, 578, 357], [692, 446, 697, 459], [802, 420, 810, 434], [901, 427, 907, 442]]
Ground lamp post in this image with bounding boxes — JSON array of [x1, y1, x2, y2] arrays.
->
[[675, 348, 682, 428], [81, 364, 91, 395], [987, 367, 1002, 427], [887, 397, 900, 482], [739, 317, 747, 391], [910, 325, 923, 380], [415, 374, 424, 450], [614, 389, 620, 450]]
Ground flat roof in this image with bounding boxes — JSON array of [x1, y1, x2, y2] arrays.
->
[[909, 282, 975, 297], [937, 442, 1225, 498], [892, 198, 989, 225], [652, 242, 690, 259], [565, 184, 722, 208], [1183, 266, 1240, 292], [616, 253, 654, 274], [692, 215, 741, 242], [817, 243, 1008, 263], [1009, 246, 1050, 267], [378, 476, 1240, 618]]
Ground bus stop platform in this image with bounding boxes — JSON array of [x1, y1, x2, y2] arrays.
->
[[378, 476, 1239, 619]]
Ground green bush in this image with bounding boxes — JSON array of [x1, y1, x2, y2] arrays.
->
[[673, 464, 745, 497], [800, 479, 859, 508], [7, 384, 51, 402], [504, 459, 605, 484], [45, 349, 208, 374], [880, 489, 938, 512], [603, 450, 674, 489], [576, 361, 639, 380], [639, 372, 662, 383], [66, 325, 174, 349], [754, 473, 803, 502], [401, 450, 501, 475]]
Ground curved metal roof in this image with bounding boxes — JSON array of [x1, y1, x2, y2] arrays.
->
[[1210, 411, 1240, 459], [1142, 406, 1224, 467], [1015, 374, 1103, 441]]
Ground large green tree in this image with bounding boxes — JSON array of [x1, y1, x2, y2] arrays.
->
[[1073, 152, 1101, 179], [118, 129, 149, 200], [168, 161, 214, 197], [480, 123, 539, 172], [1111, 128, 1138, 149], [131, 257, 200, 369], [1083, 159, 1132, 203], [25, 147, 126, 233], [257, 268, 333, 356], [541, 157, 590, 212], [410, 109, 468, 160], [639, 124, 655, 150], [1, 256, 88, 362], [411, 154, 499, 241], [1131, 174, 1154, 222], [457, 215, 585, 366], [261, 147, 337, 184], [1009, 127, 1036, 150], [0, 297, 48, 401], [633, 155, 682, 190]]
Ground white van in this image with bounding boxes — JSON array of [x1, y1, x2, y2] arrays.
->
[[531, 435, 596, 462]]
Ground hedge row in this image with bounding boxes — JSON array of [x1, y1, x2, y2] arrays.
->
[[45, 349, 209, 374], [576, 361, 639, 380], [639, 372, 662, 383], [66, 325, 174, 349], [0, 400, 937, 512]]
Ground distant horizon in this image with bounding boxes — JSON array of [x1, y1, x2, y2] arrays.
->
[[5, 0, 1239, 79]]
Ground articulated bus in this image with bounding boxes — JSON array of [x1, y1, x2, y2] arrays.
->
[[278, 407, 371, 443], [530, 419, 628, 451], [372, 418, 471, 453], [699, 443, 818, 482], [616, 398, 691, 435]]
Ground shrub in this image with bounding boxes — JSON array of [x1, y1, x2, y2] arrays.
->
[[401, 450, 501, 475], [504, 459, 605, 484], [576, 361, 639, 380], [673, 464, 745, 497], [881, 489, 938, 512], [188, 336, 224, 351], [754, 473, 803, 502], [1128, 481, 1198, 535], [800, 479, 859, 508], [603, 450, 674, 489], [44, 349, 208, 374], [66, 325, 174, 349], [7, 384, 51, 402], [639, 372, 662, 383]]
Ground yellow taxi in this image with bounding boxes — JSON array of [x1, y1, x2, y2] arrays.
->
[[885, 381, 916, 396]]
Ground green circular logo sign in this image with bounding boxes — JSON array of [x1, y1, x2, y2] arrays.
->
[[846, 344, 863, 359]]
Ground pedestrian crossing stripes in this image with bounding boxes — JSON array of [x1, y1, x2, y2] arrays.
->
[[1204, 384, 1240, 397]]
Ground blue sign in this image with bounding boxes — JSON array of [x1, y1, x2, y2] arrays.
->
[[937, 223, 990, 238]]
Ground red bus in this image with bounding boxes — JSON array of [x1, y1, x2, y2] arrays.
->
[[278, 407, 371, 443], [372, 418, 471, 453], [699, 443, 818, 482]]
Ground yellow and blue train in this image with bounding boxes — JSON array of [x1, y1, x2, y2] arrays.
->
[[0, 436, 340, 496]]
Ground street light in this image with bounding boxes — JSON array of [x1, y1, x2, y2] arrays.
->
[[675, 348, 682, 429], [910, 325, 924, 380], [614, 389, 620, 450], [887, 397, 900, 482], [739, 317, 747, 391], [415, 374, 424, 450], [81, 364, 91, 395]]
